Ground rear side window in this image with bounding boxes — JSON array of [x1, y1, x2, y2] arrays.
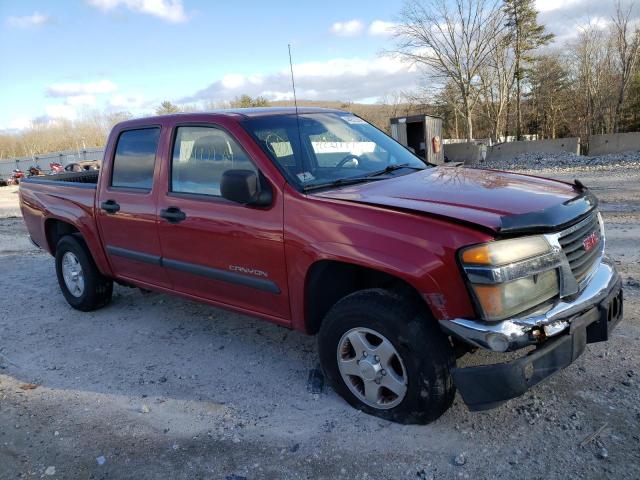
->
[[111, 128, 160, 190]]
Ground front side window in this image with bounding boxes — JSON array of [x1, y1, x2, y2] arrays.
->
[[242, 112, 428, 190], [111, 127, 160, 190], [171, 126, 257, 196]]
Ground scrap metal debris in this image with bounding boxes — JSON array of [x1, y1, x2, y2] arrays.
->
[[580, 423, 608, 448]]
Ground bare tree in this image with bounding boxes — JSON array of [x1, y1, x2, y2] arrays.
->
[[611, 1, 640, 132], [569, 24, 616, 136], [478, 33, 515, 141], [392, 0, 506, 140]]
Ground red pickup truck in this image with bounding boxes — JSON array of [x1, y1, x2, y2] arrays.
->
[[20, 108, 623, 424]]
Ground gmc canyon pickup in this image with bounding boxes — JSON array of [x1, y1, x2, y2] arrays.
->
[[20, 108, 623, 424]]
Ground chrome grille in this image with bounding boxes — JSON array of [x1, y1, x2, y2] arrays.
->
[[558, 212, 602, 284]]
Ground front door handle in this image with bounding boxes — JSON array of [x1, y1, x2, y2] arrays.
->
[[100, 199, 120, 214], [160, 206, 186, 224]]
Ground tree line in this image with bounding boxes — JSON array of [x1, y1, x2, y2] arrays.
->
[[392, 0, 640, 141], [0, 96, 271, 160]]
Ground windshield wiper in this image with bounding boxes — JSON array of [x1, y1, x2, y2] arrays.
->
[[302, 175, 389, 192], [365, 163, 425, 177], [302, 164, 426, 192]]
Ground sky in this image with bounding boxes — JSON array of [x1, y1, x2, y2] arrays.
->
[[0, 0, 634, 131]]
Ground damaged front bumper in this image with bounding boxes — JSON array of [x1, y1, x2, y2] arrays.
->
[[440, 259, 623, 411], [440, 259, 621, 352]]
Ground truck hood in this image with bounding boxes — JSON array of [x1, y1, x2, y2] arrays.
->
[[313, 166, 593, 234]]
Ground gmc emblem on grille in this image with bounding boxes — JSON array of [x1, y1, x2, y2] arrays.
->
[[583, 232, 598, 252]]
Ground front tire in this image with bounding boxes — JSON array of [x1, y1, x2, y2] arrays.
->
[[318, 288, 456, 424], [55, 235, 113, 311]]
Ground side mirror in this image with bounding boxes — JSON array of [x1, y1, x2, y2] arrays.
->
[[220, 170, 272, 207]]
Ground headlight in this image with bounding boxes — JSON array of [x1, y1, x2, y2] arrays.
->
[[459, 236, 561, 321]]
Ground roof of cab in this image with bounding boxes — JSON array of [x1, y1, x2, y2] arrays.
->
[[134, 107, 345, 122], [212, 107, 345, 117], [112, 107, 348, 131]]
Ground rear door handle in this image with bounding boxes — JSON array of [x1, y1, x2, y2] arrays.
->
[[100, 199, 120, 214], [160, 206, 186, 224]]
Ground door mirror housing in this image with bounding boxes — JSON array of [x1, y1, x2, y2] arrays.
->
[[221, 170, 272, 207]]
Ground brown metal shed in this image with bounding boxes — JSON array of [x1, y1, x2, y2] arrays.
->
[[390, 115, 444, 165]]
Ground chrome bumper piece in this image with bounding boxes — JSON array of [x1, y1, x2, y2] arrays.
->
[[440, 259, 621, 352]]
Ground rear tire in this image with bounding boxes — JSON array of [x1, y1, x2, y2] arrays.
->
[[55, 235, 113, 311], [318, 288, 456, 424]]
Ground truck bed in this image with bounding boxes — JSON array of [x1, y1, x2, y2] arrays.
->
[[19, 170, 101, 258], [22, 170, 99, 188]]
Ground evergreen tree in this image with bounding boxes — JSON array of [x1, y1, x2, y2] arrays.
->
[[503, 0, 553, 140], [230, 94, 270, 108], [527, 54, 571, 138], [155, 101, 180, 115]]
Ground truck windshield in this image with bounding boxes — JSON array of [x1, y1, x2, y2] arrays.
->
[[241, 112, 429, 191]]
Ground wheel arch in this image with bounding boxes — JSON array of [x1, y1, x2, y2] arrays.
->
[[303, 259, 433, 335], [44, 217, 113, 277], [45, 218, 80, 255]]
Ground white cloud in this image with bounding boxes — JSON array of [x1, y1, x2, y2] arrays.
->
[[88, 0, 187, 23], [108, 93, 146, 109], [6, 12, 51, 28], [182, 56, 420, 105], [535, 0, 582, 13], [589, 16, 612, 30], [38, 80, 125, 124], [221, 74, 246, 89], [45, 104, 78, 121], [535, 0, 633, 44], [330, 19, 364, 37], [368, 20, 396, 36], [46, 79, 117, 97]]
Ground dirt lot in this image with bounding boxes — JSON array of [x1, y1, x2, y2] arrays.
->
[[1, 167, 639, 479]]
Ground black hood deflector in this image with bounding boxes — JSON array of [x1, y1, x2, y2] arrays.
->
[[498, 189, 598, 237]]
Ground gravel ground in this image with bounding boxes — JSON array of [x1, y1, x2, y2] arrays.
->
[[0, 159, 639, 479], [479, 150, 640, 173]]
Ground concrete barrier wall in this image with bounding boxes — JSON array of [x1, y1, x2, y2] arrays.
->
[[443, 143, 486, 164], [486, 138, 580, 161], [588, 132, 640, 155], [444, 138, 492, 146]]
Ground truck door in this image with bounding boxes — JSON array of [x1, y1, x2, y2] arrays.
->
[[96, 126, 171, 288], [155, 124, 289, 321]]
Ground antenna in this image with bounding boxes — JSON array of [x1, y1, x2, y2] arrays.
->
[[288, 43, 307, 173], [287, 44, 299, 114]]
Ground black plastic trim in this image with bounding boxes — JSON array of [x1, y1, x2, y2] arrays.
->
[[452, 325, 588, 411], [498, 190, 598, 236], [29, 235, 41, 249], [105, 245, 161, 266], [104, 245, 280, 294], [452, 278, 622, 411], [162, 258, 280, 294]]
